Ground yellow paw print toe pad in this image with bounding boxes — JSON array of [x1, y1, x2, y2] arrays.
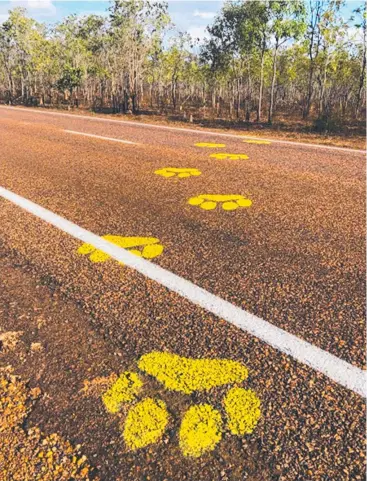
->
[[103, 372, 143, 413], [195, 142, 225, 148], [124, 398, 169, 450], [155, 167, 201, 178], [77, 235, 164, 264], [101, 353, 261, 457], [188, 194, 252, 211], [179, 404, 222, 457], [224, 387, 261, 435], [210, 153, 249, 160]]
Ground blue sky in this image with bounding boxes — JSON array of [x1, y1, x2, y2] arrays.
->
[[0, 0, 362, 44]]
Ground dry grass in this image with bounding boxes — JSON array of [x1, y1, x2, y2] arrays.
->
[[0, 368, 98, 481], [9, 105, 366, 150], [0, 331, 24, 352]]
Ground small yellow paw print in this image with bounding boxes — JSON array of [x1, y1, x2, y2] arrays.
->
[[210, 153, 249, 160], [188, 194, 252, 211], [77, 235, 164, 263], [101, 352, 261, 458], [195, 142, 226, 148], [154, 167, 201, 178], [242, 139, 271, 145]]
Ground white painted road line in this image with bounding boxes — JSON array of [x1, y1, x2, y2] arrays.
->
[[0, 186, 365, 397], [1, 105, 364, 154], [64, 130, 137, 145]]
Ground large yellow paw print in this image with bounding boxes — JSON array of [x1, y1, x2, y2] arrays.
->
[[188, 194, 252, 211], [77, 235, 164, 263], [154, 167, 201, 178], [102, 352, 261, 458], [210, 153, 249, 160]]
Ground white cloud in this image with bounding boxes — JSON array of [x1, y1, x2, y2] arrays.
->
[[187, 25, 209, 42], [10, 0, 56, 16], [25, 0, 52, 8], [193, 9, 216, 20], [346, 25, 364, 44]]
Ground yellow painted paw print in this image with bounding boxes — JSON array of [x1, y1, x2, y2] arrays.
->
[[210, 153, 249, 160], [188, 194, 252, 211], [102, 352, 261, 458], [195, 142, 226, 148], [77, 235, 164, 263], [154, 167, 201, 178], [242, 139, 271, 145]]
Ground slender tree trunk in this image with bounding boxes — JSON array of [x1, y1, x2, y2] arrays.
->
[[268, 44, 279, 124], [172, 75, 177, 111], [317, 47, 330, 118], [246, 58, 252, 121], [257, 44, 266, 122], [303, 62, 314, 119], [236, 77, 241, 119], [101, 80, 105, 108], [355, 44, 366, 119], [212, 88, 216, 110]]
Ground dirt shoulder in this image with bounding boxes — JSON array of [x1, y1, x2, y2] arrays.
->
[[3, 105, 365, 150]]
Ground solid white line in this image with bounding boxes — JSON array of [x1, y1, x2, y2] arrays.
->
[[0, 186, 365, 397], [1, 105, 364, 154], [64, 129, 136, 145]]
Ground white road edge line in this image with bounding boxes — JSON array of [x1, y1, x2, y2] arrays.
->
[[0, 186, 365, 397], [1, 105, 364, 154], [64, 129, 137, 145]]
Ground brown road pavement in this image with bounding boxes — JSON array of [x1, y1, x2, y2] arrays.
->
[[0, 106, 365, 480]]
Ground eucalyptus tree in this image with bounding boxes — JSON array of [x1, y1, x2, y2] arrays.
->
[[267, 1, 306, 123], [351, 3, 366, 118], [0, 8, 45, 102], [0, 16, 16, 100], [202, 1, 251, 119], [316, 4, 349, 120], [302, 0, 343, 118], [200, 17, 233, 114], [53, 15, 91, 104], [163, 32, 193, 111], [203, 0, 273, 121], [76, 14, 110, 106], [233, 0, 271, 121], [108, 0, 170, 113]]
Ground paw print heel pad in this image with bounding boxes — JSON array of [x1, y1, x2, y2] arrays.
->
[[77, 235, 164, 264], [188, 195, 252, 211]]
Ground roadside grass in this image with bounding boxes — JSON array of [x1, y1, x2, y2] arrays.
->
[[0, 368, 97, 481], [4, 104, 365, 150]]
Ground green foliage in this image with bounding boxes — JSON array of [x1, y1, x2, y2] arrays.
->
[[56, 65, 83, 94]]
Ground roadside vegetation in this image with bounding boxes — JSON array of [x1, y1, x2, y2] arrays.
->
[[0, 368, 96, 481], [0, 0, 365, 141]]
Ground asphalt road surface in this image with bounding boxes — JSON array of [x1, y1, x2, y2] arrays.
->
[[0, 106, 365, 481]]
